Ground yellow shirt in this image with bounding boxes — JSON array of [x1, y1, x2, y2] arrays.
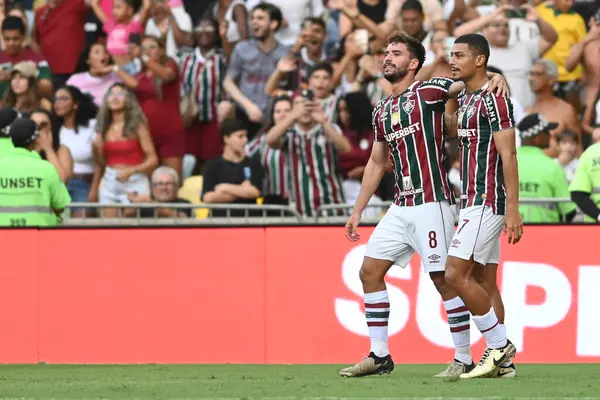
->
[[536, 3, 587, 82]]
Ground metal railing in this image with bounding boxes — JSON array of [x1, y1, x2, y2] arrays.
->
[[61, 197, 580, 226]]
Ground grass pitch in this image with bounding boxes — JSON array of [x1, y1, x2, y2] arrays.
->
[[0, 364, 598, 399]]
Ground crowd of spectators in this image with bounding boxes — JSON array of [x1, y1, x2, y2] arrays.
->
[[1, 0, 599, 220]]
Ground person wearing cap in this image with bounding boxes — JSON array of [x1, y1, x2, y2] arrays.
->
[[516, 113, 576, 223], [0, 16, 52, 98], [569, 139, 600, 223], [3, 61, 52, 113], [0, 118, 71, 227], [0, 107, 21, 157]]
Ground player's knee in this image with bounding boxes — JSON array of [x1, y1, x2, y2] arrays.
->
[[444, 258, 466, 287], [429, 271, 447, 293], [359, 264, 384, 285]]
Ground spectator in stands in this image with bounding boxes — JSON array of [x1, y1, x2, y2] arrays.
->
[[179, 18, 226, 174], [201, 119, 263, 217], [67, 43, 120, 107], [3, 61, 51, 113], [128, 166, 192, 218], [246, 94, 291, 206], [210, 0, 249, 49], [487, 65, 525, 146], [246, 0, 324, 47], [309, 63, 340, 124], [350, 45, 391, 107], [222, 2, 289, 138], [536, 0, 587, 107], [35, 0, 89, 89], [265, 17, 330, 96], [454, 3, 557, 108], [516, 113, 576, 223], [116, 35, 185, 181], [338, 0, 398, 40], [416, 28, 453, 80], [145, 0, 192, 59], [399, 0, 432, 46], [329, 31, 367, 95], [336, 91, 382, 216], [5, 4, 37, 52], [89, 0, 151, 66], [53, 85, 99, 216], [0, 16, 52, 99], [30, 108, 74, 184], [555, 130, 580, 184], [266, 90, 351, 217], [526, 59, 580, 157], [92, 83, 158, 217], [0, 0, 7, 30]]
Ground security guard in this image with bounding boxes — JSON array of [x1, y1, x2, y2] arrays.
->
[[0, 118, 71, 227], [516, 114, 576, 223], [570, 140, 600, 223], [0, 107, 21, 157]]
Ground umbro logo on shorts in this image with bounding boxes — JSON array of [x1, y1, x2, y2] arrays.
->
[[428, 254, 441, 264], [451, 239, 461, 248]]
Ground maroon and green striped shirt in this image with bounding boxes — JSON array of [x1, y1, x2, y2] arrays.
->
[[178, 48, 226, 123], [283, 123, 346, 217], [247, 134, 288, 197], [456, 85, 515, 215], [372, 78, 455, 207]]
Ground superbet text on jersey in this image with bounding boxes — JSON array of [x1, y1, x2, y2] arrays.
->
[[372, 78, 455, 207], [456, 86, 515, 215]]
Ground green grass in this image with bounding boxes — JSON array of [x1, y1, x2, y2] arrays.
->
[[0, 364, 599, 399]]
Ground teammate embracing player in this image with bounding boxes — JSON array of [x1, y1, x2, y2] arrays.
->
[[340, 32, 508, 378], [444, 34, 522, 379]]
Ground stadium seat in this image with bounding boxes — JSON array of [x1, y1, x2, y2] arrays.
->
[[178, 176, 209, 219]]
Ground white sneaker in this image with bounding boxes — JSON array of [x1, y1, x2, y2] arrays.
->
[[460, 340, 517, 379]]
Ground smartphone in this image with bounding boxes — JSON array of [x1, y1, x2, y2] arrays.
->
[[505, 8, 527, 18], [354, 29, 369, 54], [301, 88, 314, 101], [129, 33, 142, 45]]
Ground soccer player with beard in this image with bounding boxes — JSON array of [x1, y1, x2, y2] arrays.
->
[[444, 34, 522, 380], [340, 32, 508, 378]]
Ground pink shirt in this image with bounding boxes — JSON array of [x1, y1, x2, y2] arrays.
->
[[100, 0, 113, 17], [67, 72, 120, 107], [169, 0, 183, 6], [103, 17, 144, 56]]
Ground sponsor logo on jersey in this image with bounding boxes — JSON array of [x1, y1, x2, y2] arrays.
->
[[429, 78, 449, 86], [457, 128, 477, 137], [384, 122, 421, 142], [398, 188, 424, 197], [484, 93, 498, 124], [402, 175, 413, 191], [402, 99, 415, 114]]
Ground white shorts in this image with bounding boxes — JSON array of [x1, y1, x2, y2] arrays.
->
[[99, 166, 150, 204], [448, 205, 503, 265], [364, 201, 456, 273]]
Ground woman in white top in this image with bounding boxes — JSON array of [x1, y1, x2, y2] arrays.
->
[[53, 85, 100, 217], [212, 0, 248, 45]]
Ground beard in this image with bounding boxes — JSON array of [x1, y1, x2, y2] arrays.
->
[[383, 64, 409, 83], [254, 26, 272, 42]]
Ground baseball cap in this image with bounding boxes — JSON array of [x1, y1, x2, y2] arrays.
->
[[517, 114, 558, 140], [0, 107, 21, 137], [9, 118, 39, 147], [11, 61, 39, 79]]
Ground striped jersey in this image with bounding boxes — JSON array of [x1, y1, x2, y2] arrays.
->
[[178, 48, 226, 123], [372, 78, 455, 207], [247, 134, 288, 197], [283, 123, 346, 216], [456, 84, 515, 215], [319, 94, 339, 125], [363, 79, 386, 108]]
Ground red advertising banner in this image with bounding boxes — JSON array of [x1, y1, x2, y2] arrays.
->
[[0, 226, 598, 364]]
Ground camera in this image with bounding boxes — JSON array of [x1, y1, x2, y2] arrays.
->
[[301, 88, 314, 101]]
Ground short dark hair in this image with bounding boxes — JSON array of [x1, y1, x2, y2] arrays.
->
[[557, 129, 579, 144], [309, 62, 333, 78], [387, 31, 426, 74], [486, 65, 504, 77], [252, 2, 283, 31], [303, 17, 326, 31], [2, 16, 25, 35], [454, 33, 490, 66], [401, 0, 424, 15], [220, 119, 247, 139]]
